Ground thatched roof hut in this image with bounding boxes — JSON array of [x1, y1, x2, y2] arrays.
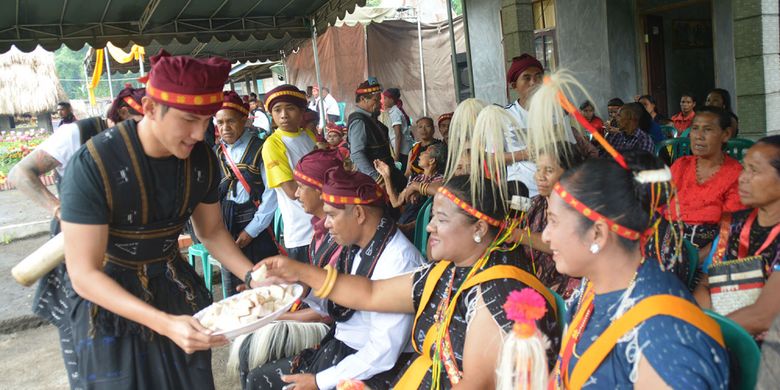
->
[[0, 46, 67, 115]]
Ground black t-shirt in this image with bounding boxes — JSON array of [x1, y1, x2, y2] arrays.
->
[[60, 142, 220, 225]]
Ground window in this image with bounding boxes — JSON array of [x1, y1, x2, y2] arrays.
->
[[532, 0, 557, 71]]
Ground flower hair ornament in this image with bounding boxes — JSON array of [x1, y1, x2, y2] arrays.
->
[[496, 288, 549, 390]]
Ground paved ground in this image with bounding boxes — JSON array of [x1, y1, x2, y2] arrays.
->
[[0, 325, 238, 389], [0, 188, 240, 389]]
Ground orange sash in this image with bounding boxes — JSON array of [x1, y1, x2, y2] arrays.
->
[[560, 295, 724, 389], [396, 261, 557, 388]]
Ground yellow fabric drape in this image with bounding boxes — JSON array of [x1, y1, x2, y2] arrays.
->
[[106, 42, 145, 64], [88, 49, 104, 106]]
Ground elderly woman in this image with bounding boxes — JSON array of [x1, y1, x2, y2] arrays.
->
[[405, 117, 443, 178], [696, 136, 780, 337], [260, 176, 560, 389], [518, 143, 585, 298], [665, 106, 744, 249], [546, 153, 729, 389]]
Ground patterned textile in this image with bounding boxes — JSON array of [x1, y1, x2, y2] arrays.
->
[[600, 129, 654, 157], [566, 260, 729, 389]]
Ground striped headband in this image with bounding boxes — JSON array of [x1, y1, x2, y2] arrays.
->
[[221, 101, 249, 116], [437, 187, 503, 228], [293, 169, 323, 190], [123, 96, 144, 115], [356, 85, 381, 95], [321, 189, 385, 206], [553, 182, 641, 240], [265, 90, 307, 111], [145, 82, 222, 106]]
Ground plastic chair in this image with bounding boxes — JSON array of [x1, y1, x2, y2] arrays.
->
[[548, 288, 567, 328], [655, 137, 691, 162], [336, 102, 347, 126], [273, 208, 284, 248], [682, 239, 699, 290], [413, 197, 434, 258], [705, 310, 761, 390], [660, 125, 678, 139], [187, 243, 208, 269], [725, 138, 754, 161], [202, 255, 229, 299]]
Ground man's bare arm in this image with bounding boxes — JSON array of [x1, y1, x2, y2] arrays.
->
[[8, 149, 62, 215]]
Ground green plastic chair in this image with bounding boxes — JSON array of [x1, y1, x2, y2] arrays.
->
[[273, 208, 284, 248], [682, 239, 699, 290], [705, 310, 761, 390], [655, 137, 691, 162], [660, 125, 677, 139], [187, 243, 208, 269], [725, 138, 754, 161], [413, 197, 434, 258], [202, 255, 229, 299], [548, 288, 567, 329], [336, 102, 347, 126]]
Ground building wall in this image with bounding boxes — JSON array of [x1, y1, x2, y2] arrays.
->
[[554, 0, 611, 114], [712, 0, 737, 111], [465, 0, 508, 105], [606, 0, 641, 106]]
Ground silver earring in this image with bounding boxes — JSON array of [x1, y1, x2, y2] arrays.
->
[[589, 243, 600, 254], [473, 234, 482, 243]]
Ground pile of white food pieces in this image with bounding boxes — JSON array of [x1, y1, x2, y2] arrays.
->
[[199, 265, 297, 331]]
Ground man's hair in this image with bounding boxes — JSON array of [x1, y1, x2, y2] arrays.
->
[[57, 102, 71, 109], [607, 98, 624, 107], [322, 87, 330, 94], [250, 92, 257, 99]]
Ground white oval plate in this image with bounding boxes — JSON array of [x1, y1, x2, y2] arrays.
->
[[193, 284, 304, 339]]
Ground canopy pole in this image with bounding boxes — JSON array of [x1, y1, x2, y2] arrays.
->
[[416, 5, 427, 116], [311, 18, 326, 128], [445, 0, 462, 103], [104, 48, 114, 99], [461, 0, 475, 99], [138, 55, 145, 77]]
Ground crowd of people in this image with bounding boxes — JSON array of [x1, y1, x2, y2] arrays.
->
[[7, 47, 780, 390]]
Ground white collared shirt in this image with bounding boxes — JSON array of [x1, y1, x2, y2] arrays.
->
[[307, 229, 424, 390]]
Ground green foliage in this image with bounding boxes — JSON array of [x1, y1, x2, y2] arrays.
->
[[54, 45, 141, 101]]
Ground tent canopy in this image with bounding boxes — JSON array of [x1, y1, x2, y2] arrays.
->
[[1, 0, 366, 62]]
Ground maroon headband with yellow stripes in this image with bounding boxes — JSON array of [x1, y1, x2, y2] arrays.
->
[[553, 182, 641, 240], [123, 96, 144, 115]]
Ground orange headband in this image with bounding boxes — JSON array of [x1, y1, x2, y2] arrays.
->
[[293, 169, 323, 190], [437, 187, 502, 228], [264, 90, 307, 111], [145, 82, 222, 106], [221, 101, 249, 116], [356, 85, 381, 95], [321, 189, 385, 206], [123, 96, 144, 115], [553, 183, 641, 240]]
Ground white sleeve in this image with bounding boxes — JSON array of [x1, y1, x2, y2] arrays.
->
[[389, 108, 404, 127], [315, 311, 412, 389], [38, 123, 81, 169]]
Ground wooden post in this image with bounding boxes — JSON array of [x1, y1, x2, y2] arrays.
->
[[0, 115, 15, 130], [37, 112, 53, 133]]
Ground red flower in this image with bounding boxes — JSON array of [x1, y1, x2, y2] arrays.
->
[[503, 288, 547, 324]]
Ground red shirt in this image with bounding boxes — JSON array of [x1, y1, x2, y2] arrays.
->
[[671, 111, 695, 133], [669, 155, 745, 224], [588, 116, 605, 136]]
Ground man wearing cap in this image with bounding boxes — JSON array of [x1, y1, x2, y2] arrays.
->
[[57, 51, 265, 389], [245, 167, 422, 390], [215, 91, 279, 296], [8, 85, 145, 388], [262, 84, 317, 263], [325, 122, 350, 159], [347, 78, 406, 192], [234, 149, 345, 382]]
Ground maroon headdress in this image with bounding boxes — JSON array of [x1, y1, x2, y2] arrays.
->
[[506, 53, 543, 84], [220, 91, 250, 116], [139, 49, 230, 115], [321, 167, 385, 209], [294, 148, 344, 191], [265, 84, 307, 112], [107, 84, 145, 123]]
